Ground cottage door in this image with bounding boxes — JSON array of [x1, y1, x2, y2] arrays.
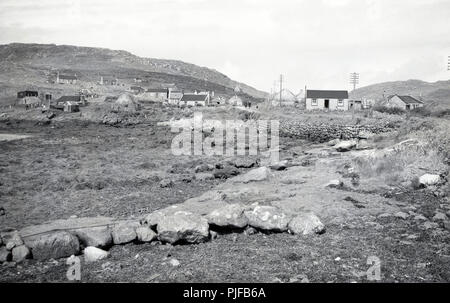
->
[[324, 99, 330, 109]]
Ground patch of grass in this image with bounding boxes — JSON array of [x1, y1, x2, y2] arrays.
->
[[373, 106, 405, 115]]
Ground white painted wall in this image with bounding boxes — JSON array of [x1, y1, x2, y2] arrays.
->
[[305, 98, 349, 110]]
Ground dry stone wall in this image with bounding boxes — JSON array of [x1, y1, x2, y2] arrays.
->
[[280, 120, 398, 142]]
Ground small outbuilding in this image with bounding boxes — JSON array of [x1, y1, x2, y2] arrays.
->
[[386, 95, 424, 110], [228, 95, 243, 106]]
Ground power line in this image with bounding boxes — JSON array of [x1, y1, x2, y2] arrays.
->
[[350, 72, 359, 91], [279, 74, 283, 107]]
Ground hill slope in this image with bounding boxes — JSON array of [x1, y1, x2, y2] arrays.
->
[[0, 43, 267, 100], [350, 79, 450, 110]]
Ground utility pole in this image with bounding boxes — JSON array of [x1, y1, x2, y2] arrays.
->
[[448, 56, 450, 71], [350, 72, 359, 91], [279, 74, 283, 107]]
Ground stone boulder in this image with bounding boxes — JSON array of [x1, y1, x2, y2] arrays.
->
[[136, 226, 157, 242], [194, 164, 214, 173], [244, 206, 291, 232], [23, 231, 80, 261], [334, 140, 357, 152], [83, 246, 109, 263], [72, 226, 112, 248], [159, 179, 174, 188], [269, 160, 289, 171], [419, 174, 440, 186], [233, 158, 259, 169], [288, 213, 326, 235], [213, 166, 240, 179], [0, 246, 11, 263], [233, 167, 270, 183], [195, 173, 215, 181], [12, 245, 31, 262], [157, 211, 209, 244], [111, 222, 139, 245], [1, 230, 24, 250], [206, 203, 249, 229]]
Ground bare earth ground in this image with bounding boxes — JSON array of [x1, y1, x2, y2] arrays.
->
[[0, 104, 449, 282]]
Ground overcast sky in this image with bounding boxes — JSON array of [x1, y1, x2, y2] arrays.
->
[[1, 0, 449, 92]]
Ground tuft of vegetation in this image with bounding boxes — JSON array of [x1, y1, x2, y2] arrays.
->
[[373, 106, 405, 115]]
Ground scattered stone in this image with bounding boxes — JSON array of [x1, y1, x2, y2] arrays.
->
[[327, 139, 340, 146], [233, 166, 270, 183], [194, 173, 215, 181], [157, 212, 209, 244], [356, 139, 371, 150], [325, 179, 343, 188], [159, 179, 174, 188], [210, 230, 218, 240], [1, 230, 24, 250], [213, 166, 240, 179], [269, 160, 289, 171], [206, 203, 249, 228], [194, 164, 214, 173], [288, 213, 326, 235], [83, 246, 109, 263], [414, 214, 427, 221], [244, 226, 257, 236], [394, 212, 409, 220], [136, 226, 157, 242], [419, 174, 440, 186], [432, 212, 447, 221], [0, 247, 11, 263], [169, 258, 180, 267], [334, 140, 357, 152], [72, 226, 113, 248], [12, 245, 31, 262], [0, 207, 5, 216], [233, 158, 259, 169], [422, 221, 439, 230], [244, 206, 291, 232], [23, 231, 80, 261], [111, 222, 139, 245], [378, 213, 392, 218], [443, 221, 450, 231]]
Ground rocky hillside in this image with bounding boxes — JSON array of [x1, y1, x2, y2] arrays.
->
[[0, 43, 267, 100], [350, 79, 450, 110]]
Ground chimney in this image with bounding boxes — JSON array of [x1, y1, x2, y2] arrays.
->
[[56, 71, 59, 83]]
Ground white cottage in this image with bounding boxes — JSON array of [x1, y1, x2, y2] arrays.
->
[[386, 95, 424, 110], [305, 90, 349, 111]]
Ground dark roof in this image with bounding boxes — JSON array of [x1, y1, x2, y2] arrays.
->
[[57, 95, 81, 102], [59, 75, 77, 80], [306, 90, 349, 99], [180, 94, 208, 102], [146, 88, 167, 93], [390, 95, 423, 104], [130, 86, 143, 90]]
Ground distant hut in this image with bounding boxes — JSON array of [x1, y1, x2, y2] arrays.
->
[[112, 93, 140, 112], [64, 101, 80, 112], [228, 95, 243, 106]]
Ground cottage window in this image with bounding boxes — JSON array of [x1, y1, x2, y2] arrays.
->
[[338, 99, 344, 106], [312, 98, 317, 106]]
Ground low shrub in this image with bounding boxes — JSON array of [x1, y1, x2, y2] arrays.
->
[[373, 106, 405, 115]]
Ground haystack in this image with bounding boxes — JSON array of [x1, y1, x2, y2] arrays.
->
[[111, 93, 140, 112]]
